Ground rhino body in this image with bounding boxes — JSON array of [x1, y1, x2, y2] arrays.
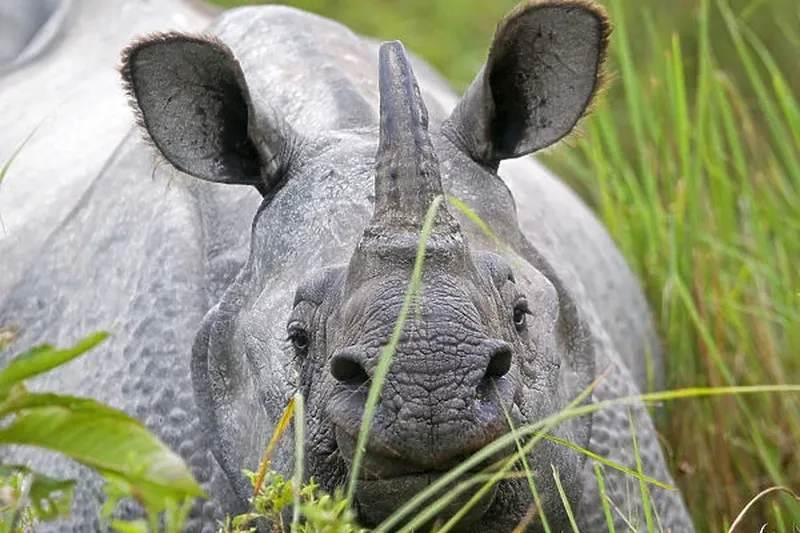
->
[[0, 0, 70, 72], [0, 1, 693, 531], [0, 0, 217, 297]]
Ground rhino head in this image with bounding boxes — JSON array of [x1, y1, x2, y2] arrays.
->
[[120, 1, 609, 530]]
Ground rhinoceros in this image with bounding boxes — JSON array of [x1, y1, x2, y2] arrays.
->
[[0, 0, 695, 531]]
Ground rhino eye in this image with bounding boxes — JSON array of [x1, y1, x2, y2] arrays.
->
[[513, 299, 530, 332], [287, 323, 310, 354]]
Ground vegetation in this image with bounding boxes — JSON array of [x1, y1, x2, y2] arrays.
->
[[550, 1, 800, 529], [2, 0, 797, 531], [210, 0, 800, 530], [0, 329, 203, 532]]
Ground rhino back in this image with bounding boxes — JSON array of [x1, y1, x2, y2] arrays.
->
[[0, 0, 212, 298]]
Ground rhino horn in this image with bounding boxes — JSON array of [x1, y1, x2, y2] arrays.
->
[[346, 42, 466, 284], [369, 40, 456, 232]]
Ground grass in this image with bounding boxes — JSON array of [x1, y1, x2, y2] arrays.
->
[[202, 0, 800, 530], [547, 0, 800, 529]]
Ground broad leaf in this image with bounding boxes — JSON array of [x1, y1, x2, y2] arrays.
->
[[0, 392, 204, 503], [0, 332, 109, 397]]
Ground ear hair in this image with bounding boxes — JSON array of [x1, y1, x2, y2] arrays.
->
[[119, 31, 229, 157], [496, 0, 612, 95], [118, 32, 277, 194], [445, 0, 613, 165]]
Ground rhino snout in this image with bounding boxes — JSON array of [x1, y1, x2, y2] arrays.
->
[[326, 338, 520, 471], [330, 340, 513, 393]]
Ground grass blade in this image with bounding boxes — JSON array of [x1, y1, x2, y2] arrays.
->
[[727, 486, 800, 532], [291, 391, 305, 530], [551, 465, 579, 533], [594, 462, 617, 533], [252, 396, 295, 499]]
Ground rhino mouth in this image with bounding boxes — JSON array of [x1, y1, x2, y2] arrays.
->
[[354, 472, 499, 530], [335, 428, 506, 530]]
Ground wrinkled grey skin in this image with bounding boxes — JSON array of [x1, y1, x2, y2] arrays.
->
[[0, 1, 694, 531]]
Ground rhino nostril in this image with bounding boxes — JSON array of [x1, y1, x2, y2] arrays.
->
[[330, 353, 369, 386], [485, 344, 512, 379]]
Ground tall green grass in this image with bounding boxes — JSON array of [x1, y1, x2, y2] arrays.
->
[[542, 0, 800, 528], [206, 0, 799, 530]]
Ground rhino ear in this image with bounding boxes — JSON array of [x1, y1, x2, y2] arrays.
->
[[120, 33, 283, 195], [444, 0, 610, 165]]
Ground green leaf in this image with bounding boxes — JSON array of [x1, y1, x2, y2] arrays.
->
[[0, 464, 74, 522], [541, 433, 675, 491], [292, 392, 306, 529], [0, 390, 122, 419], [0, 392, 205, 504], [593, 463, 616, 533], [551, 466, 579, 533], [0, 332, 109, 397], [447, 197, 503, 251]]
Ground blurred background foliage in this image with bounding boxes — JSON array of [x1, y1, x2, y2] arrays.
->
[[209, 0, 799, 98], [207, 0, 799, 531]]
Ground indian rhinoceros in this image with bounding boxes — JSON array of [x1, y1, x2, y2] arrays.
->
[[0, 0, 695, 531]]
